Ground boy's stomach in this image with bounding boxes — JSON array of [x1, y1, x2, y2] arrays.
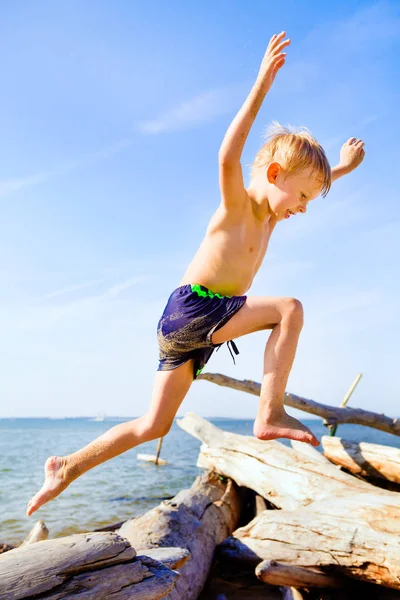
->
[[180, 249, 258, 297]]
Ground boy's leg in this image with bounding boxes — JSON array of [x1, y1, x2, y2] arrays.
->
[[26, 360, 195, 516], [212, 296, 319, 446]]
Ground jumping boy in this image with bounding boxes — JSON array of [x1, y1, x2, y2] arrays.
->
[[27, 32, 365, 516]]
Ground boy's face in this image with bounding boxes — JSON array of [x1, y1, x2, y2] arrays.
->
[[266, 164, 323, 221]]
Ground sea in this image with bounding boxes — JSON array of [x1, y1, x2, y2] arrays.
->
[[1, 416, 399, 547]]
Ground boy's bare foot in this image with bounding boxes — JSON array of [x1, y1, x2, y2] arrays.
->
[[253, 411, 320, 446], [26, 456, 71, 516]]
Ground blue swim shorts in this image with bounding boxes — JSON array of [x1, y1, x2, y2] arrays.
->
[[157, 283, 247, 379]]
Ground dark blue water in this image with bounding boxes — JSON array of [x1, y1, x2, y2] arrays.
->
[[1, 416, 399, 546]]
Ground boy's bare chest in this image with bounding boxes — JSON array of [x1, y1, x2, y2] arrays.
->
[[208, 208, 272, 257]]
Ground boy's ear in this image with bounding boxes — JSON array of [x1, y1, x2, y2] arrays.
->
[[267, 162, 281, 183]]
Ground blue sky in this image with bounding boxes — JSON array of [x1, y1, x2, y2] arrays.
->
[[0, 0, 399, 419]]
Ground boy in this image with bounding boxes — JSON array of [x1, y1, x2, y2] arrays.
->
[[27, 32, 365, 516]]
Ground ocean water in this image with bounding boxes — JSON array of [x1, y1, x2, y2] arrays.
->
[[1, 416, 399, 546]]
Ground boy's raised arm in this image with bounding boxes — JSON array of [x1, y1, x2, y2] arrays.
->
[[219, 32, 290, 209]]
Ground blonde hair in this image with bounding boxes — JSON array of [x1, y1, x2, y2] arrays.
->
[[250, 122, 331, 197]]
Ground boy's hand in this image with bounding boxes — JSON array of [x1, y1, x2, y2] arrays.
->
[[257, 32, 291, 91], [339, 138, 365, 173]]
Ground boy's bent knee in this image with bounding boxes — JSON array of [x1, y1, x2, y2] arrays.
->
[[140, 415, 172, 440], [281, 297, 304, 325]]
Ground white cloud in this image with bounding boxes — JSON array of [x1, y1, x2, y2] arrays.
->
[[138, 84, 246, 134], [0, 139, 132, 200], [15, 275, 149, 330], [102, 276, 147, 300], [58, 139, 132, 173], [0, 173, 50, 198], [38, 279, 106, 300]]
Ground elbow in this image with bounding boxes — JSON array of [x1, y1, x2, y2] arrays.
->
[[218, 152, 239, 167]]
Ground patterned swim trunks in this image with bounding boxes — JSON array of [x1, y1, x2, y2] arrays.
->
[[157, 283, 247, 379]]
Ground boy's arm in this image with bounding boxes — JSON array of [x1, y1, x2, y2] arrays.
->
[[331, 137, 365, 182], [219, 32, 290, 209]]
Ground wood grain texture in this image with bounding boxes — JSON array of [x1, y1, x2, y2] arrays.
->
[[0, 531, 179, 599], [117, 470, 242, 600]]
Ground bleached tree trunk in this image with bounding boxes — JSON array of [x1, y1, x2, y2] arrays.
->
[[221, 491, 400, 589], [0, 468, 241, 599], [0, 531, 179, 599], [178, 413, 400, 590], [117, 469, 242, 600], [177, 412, 373, 511], [321, 436, 400, 484]]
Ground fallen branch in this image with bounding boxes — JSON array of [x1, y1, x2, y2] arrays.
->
[[321, 436, 400, 484], [197, 372, 400, 436], [255, 560, 341, 588]]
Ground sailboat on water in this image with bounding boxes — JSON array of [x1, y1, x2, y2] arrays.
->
[[90, 412, 106, 422]]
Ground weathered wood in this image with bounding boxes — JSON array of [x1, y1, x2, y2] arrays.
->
[[143, 547, 190, 570], [322, 436, 400, 484], [155, 437, 164, 465], [178, 413, 400, 590], [177, 412, 373, 511], [255, 495, 268, 516], [197, 372, 400, 436], [44, 556, 178, 600], [117, 469, 242, 600], [255, 560, 342, 588], [290, 439, 334, 466], [21, 520, 49, 545], [0, 531, 179, 599], [221, 491, 400, 589], [137, 453, 168, 465]]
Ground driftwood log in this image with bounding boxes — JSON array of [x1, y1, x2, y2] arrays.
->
[[177, 413, 400, 590], [197, 372, 400, 436], [177, 412, 372, 511], [117, 469, 242, 600], [0, 470, 241, 600], [321, 436, 400, 484], [0, 531, 179, 599]]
